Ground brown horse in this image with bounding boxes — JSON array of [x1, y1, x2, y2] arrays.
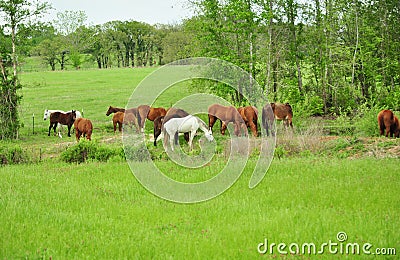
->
[[48, 110, 76, 137], [153, 108, 190, 146], [238, 106, 258, 137], [106, 106, 125, 116], [135, 105, 167, 132], [377, 109, 400, 137], [74, 118, 93, 141], [261, 103, 275, 136], [208, 104, 247, 136], [112, 111, 138, 133]]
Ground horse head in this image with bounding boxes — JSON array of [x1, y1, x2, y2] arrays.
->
[[205, 129, 214, 142], [43, 109, 49, 120], [106, 106, 112, 116], [71, 110, 77, 121]]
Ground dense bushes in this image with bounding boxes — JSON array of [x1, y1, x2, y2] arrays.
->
[[61, 139, 123, 163], [0, 144, 30, 165]]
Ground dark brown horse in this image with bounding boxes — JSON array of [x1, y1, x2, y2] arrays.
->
[[153, 108, 190, 146], [48, 110, 76, 137], [377, 109, 400, 138], [208, 104, 246, 136], [261, 103, 275, 136], [74, 118, 93, 141], [238, 106, 258, 137], [106, 106, 125, 116]]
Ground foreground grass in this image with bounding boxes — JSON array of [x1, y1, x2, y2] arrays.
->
[[1, 157, 399, 258]]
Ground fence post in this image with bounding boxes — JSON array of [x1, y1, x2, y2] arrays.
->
[[32, 113, 35, 135]]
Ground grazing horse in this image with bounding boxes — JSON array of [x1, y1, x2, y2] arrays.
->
[[163, 115, 214, 151], [377, 109, 400, 138], [74, 118, 93, 141], [153, 108, 190, 146], [262, 103, 293, 136], [261, 103, 276, 136], [208, 104, 247, 136], [106, 106, 125, 116], [135, 105, 167, 132], [48, 110, 76, 137], [112, 111, 139, 133], [238, 106, 258, 137]]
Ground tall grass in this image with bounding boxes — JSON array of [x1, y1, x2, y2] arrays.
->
[[0, 158, 399, 258]]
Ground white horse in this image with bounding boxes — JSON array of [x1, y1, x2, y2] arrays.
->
[[43, 109, 82, 138], [163, 115, 214, 151]]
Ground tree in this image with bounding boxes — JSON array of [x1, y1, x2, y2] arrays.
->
[[0, 0, 50, 139], [0, 0, 50, 79]]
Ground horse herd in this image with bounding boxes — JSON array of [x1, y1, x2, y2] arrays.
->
[[43, 103, 294, 148], [43, 104, 398, 149]]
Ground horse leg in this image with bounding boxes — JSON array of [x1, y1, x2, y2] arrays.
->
[[75, 130, 81, 142], [174, 131, 179, 145], [53, 123, 58, 136], [189, 130, 196, 151], [67, 125, 72, 137], [119, 122, 122, 132], [208, 115, 216, 132], [221, 121, 227, 135], [48, 123, 52, 136]]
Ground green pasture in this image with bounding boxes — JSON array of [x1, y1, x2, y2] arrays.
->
[[0, 68, 399, 258], [1, 158, 399, 258]]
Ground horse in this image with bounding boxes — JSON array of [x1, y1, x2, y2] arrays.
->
[[262, 103, 293, 136], [261, 103, 276, 136], [135, 105, 167, 132], [208, 104, 247, 136], [238, 106, 258, 137], [74, 118, 93, 141], [377, 109, 400, 138], [163, 115, 214, 151], [48, 110, 76, 137], [106, 106, 125, 116], [44, 109, 82, 138], [153, 108, 190, 146], [112, 111, 139, 133]]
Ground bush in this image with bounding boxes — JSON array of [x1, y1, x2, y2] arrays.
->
[[353, 104, 382, 137], [0, 144, 31, 165], [61, 140, 122, 163]]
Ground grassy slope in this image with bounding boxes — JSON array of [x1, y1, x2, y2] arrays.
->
[[1, 68, 398, 258], [0, 158, 399, 258]]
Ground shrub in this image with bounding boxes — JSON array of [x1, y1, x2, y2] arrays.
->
[[0, 144, 31, 165], [353, 104, 382, 137], [61, 140, 121, 163]]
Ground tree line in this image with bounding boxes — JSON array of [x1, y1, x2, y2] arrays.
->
[[1, 0, 400, 139]]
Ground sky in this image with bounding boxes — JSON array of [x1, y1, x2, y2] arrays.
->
[[45, 0, 195, 26]]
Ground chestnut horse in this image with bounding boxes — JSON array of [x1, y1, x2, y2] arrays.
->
[[238, 106, 258, 137], [377, 109, 400, 138], [262, 102, 293, 135], [112, 111, 138, 133], [48, 110, 76, 137], [153, 108, 190, 146], [74, 118, 93, 141], [106, 106, 125, 116], [208, 104, 247, 136], [136, 105, 167, 132]]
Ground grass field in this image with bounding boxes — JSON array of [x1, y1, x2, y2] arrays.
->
[[0, 68, 399, 258]]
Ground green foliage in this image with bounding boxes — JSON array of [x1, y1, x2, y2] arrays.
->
[[0, 78, 22, 140], [0, 144, 30, 165], [61, 139, 121, 163], [353, 104, 382, 137]]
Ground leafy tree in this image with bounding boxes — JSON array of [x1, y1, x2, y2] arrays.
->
[[0, 0, 50, 139]]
